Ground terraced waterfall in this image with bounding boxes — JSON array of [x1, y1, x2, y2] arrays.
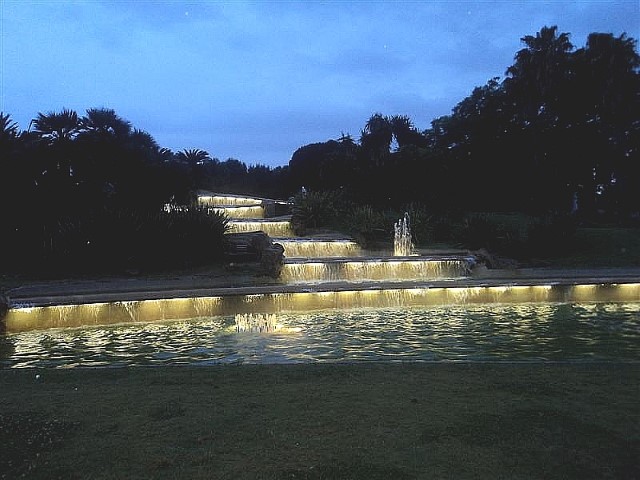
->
[[3, 193, 640, 334]]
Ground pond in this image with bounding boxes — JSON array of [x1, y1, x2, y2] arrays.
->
[[1, 302, 639, 368]]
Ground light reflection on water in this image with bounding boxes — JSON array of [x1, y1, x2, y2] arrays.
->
[[1, 302, 639, 368]]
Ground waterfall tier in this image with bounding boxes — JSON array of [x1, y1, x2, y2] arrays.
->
[[276, 238, 361, 258], [7, 283, 639, 332], [280, 256, 475, 284], [198, 194, 264, 206], [227, 219, 294, 237], [211, 205, 265, 219]]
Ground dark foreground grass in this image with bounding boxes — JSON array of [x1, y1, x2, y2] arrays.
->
[[1, 363, 638, 480]]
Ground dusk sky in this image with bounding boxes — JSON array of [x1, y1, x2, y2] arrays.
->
[[2, 1, 638, 167]]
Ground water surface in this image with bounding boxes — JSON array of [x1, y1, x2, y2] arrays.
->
[[1, 302, 639, 368]]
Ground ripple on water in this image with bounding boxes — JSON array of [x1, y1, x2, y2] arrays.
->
[[1, 303, 639, 368]]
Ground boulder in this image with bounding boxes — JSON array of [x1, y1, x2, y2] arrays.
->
[[472, 248, 519, 270], [224, 232, 285, 278], [260, 242, 285, 278], [225, 231, 271, 261], [0, 293, 8, 334]]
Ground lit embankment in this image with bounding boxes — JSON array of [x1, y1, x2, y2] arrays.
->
[[4, 282, 640, 333]]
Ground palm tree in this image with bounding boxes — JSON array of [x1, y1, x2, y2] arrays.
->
[[80, 108, 131, 137], [360, 113, 393, 166], [158, 148, 175, 163], [0, 112, 19, 142], [126, 128, 163, 162], [504, 26, 575, 211], [32, 108, 80, 143], [175, 148, 211, 166], [506, 26, 574, 120]]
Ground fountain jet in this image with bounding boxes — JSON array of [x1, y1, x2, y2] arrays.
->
[[394, 212, 413, 256]]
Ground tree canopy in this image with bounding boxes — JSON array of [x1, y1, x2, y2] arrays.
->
[[289, 26, 639, 217], [1, 25, 638, 223]]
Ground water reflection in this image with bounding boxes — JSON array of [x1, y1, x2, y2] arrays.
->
[[1, 302, 639, 368]]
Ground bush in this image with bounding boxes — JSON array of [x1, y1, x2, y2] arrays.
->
[[454, 214, 524, 255], [1, 207, 229, 275], [340, 205, 389, 248], [526, 213, 578, 257], [291, 190, 344, 235], [403, 203, 435, 246]]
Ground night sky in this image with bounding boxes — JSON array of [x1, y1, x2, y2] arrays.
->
[[2, 0, 638, 167]]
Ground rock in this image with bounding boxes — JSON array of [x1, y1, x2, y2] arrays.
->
[[224, 232, 285, 278], [224, 232, 271, 261], [472, 248, 519, 270], [0, 293, 8, 334], [260, 242, 285, 278]]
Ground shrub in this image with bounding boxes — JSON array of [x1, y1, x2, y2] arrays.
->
[[457, 214, 502, 250], [1, 206, 228, 275], [454, 214, 524, 255], [403, 203, 435, 246], [526, 213, 578, 257], [291, 190, 344, 235], [340, 205, 389, 248]]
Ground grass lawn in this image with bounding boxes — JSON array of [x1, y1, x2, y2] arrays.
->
[[1, 363, 638, 479], [557, 227, 640, 267], [1, 221, 639, 479]]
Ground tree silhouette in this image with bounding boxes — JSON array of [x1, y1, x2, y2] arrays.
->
[[0, 112, 19, 143], [503, 26, 576, 211], [360, 113, 393, 166], [80, 108, 132, 138], [176, 148, 211, 166], [33, 108, 80, 143]]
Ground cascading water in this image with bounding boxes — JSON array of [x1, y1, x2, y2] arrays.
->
[[210, 205, 265, 219], [227, 220, 294, 237], [276, 239, 361, 258], [394, 212, 413, 256], [280, 257, 474, 283], [198, 194, 264, 206], [19, 193, 633, 335]]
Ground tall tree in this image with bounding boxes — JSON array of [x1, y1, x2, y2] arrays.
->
[[504, 26, 575, 212], [505, 25, 574, 118], [573, 33, 640, 214], [79, 108, 132, 138], [176, 148, 211, 166], [360, 113, 393, 166], [33, 108, 80, 144], [0, 112, 19, 144]]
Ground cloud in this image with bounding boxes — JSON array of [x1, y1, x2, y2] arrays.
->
[[3, 0, 638, 167]]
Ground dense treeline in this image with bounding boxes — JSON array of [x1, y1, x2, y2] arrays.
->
[[1, 109, 218, 273], [289, 27, 639, 219], [1, 26, 638, 274], [0, 105, 296, 273]]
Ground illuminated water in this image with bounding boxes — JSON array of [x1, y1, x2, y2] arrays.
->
[[210, 205, 265, 219], [394, 212, 413, 256], [280, 258, 472, 283], [2, 302, 638, 368], [276, 238, 361, 258], [226, 220, 293, 236], [198, 194, 264, 206]]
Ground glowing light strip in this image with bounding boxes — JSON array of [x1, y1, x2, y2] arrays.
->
[[5, 283, 639, 333]]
